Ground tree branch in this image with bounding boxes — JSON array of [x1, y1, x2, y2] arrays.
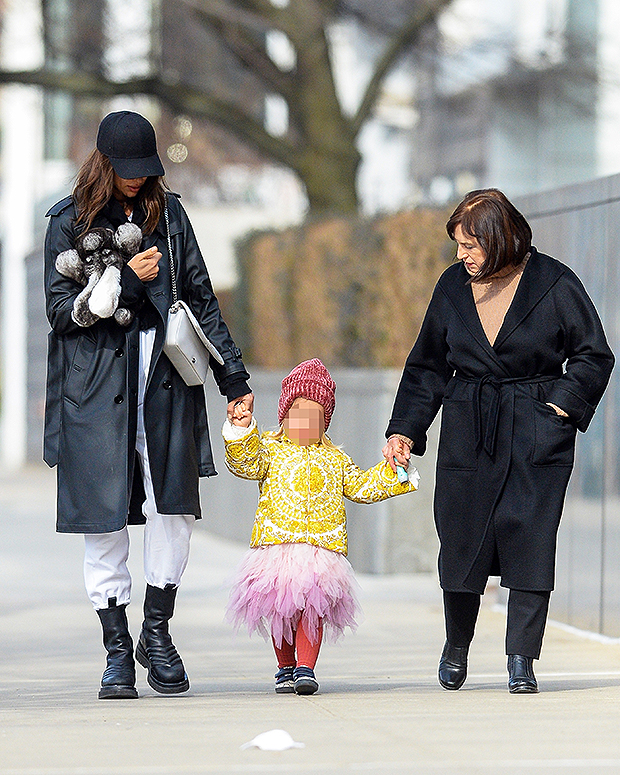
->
[[351, 0, 452, 135], [228, 0, 292, 32], [190, 5, 295, 100], [0, 68, 299, 167], [179, 0, 271, 34], [315, 0, 339, 12]]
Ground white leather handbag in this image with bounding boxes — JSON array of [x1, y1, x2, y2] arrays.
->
[[162, 206, 224, 386]]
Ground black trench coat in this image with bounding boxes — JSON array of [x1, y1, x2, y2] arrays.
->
[[44, 193, 250, 534], [387, 249, 614, 594]]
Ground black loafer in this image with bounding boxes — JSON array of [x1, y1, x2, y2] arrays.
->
[[274, 666, 295, 694], [507, 654, 538, 693], [438, 641, 469, 690], [293, 666, 319, 695]]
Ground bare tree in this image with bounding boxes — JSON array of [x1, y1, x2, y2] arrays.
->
[[0, 0, 453, 213]]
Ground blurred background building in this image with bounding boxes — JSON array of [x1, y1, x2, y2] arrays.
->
[[413, 0, 620, 204]]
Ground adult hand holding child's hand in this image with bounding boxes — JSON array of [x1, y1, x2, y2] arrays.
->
[[382, 434, 412, 473], [228, 393, 254, 427]]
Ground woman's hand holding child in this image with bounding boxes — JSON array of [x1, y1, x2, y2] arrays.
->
[[230, 397, 253, 428]]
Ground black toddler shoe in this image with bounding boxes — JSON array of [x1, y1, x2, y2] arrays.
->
[[274, 666, 295, 694], [507, 654, 538, 693], [438, 641, 469, 690], [293, 666, 319, 695]]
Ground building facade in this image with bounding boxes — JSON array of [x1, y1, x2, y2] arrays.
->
[[412, 0, 620, 204]]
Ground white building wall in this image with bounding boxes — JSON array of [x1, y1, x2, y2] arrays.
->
[[596, 0, 620, 178], [0, 0, 44, 470]]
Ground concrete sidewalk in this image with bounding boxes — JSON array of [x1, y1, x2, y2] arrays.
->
[[1, 466, 620, 775]]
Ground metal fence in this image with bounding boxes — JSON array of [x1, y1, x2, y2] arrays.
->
[[516, 176, 620, 637]]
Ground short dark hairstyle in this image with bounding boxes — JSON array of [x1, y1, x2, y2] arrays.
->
[[446, 188, 532, 281]]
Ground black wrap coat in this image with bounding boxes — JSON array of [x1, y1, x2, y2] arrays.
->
[[44, 193, 250, 534], [386, 249, 614, 594]]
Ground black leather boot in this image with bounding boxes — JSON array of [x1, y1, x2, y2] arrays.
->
[[507, 654, 538, 693], [135, 584, 189, 694], [96, 598, 138, 699], [438, 641, 469, 690]]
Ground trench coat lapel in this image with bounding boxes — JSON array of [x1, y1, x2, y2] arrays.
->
[[138, 225, 172, 399], [143, 236, 170, 322], [493, 248, 565, 350], [142, 213, 177, 324], [440, 264, 512, 376]]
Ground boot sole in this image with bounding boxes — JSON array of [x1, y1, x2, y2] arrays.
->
[[438, 676, 466, 690], [98, 685, 138, 699], [509, 683, 539, 694], [275, 681, 295, 694], [135, 641, 190, 694], [294, 678, 319, 695]]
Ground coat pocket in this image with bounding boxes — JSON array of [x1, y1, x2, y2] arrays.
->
[[531, 399, 576, 467], [437, 399, 478, 470], [63, 335, 96, 408]]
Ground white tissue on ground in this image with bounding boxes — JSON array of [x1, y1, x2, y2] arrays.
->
[[241, 729, 305, 751]]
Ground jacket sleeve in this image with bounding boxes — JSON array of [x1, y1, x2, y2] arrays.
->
[[546, 270, 615, 432], [386, 282, 454, 454], [342, 453, 418, 504], [173, 198, 250, 400], [44, 208, 86, 335], [119, 263, 146, 306], [222, 420, 270, 481]]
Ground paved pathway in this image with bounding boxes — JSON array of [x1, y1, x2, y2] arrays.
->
[[1, 465, 620, 774]]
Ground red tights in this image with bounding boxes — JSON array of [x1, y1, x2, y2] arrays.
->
[[272, 618, 323, 669]]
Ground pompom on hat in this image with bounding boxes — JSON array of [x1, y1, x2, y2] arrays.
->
[[278, 359, 336, 429]]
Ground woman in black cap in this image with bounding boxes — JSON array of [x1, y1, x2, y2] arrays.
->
[[44, 111, 253, 699]]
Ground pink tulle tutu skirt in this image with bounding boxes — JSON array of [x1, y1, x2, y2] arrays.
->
[[226, 542, 361, 647]]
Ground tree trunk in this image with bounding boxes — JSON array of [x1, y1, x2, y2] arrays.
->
[[286, 4, 361, 214], [297, 145, 361, 214]]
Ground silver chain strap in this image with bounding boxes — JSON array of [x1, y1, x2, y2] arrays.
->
[[164, 204, 178, 305]]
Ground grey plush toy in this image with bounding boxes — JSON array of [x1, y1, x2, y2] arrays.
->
[[56, 222, 143, 327]]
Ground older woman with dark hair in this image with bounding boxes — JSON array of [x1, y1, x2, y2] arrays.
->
[[383, 188, 614, 693]]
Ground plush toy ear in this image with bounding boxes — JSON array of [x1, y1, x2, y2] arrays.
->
[[114, 222, 143, 258], [56, 249, 86, 286]]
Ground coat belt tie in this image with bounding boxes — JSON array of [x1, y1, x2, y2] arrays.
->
[[455, 373, 559, 458]]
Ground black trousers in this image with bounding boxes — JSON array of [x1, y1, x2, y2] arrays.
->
[[444, 589, 551, 659]]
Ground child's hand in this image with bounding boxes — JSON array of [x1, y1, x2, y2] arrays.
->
[[230, 399, 253, 428]]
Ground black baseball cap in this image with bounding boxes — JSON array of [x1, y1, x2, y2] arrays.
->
[[96, 110, 165, 179]]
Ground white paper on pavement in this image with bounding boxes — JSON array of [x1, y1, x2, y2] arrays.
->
[[241, 729, 305, 751]]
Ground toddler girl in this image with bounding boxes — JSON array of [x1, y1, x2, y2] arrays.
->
[[222, 359, 419, 695]]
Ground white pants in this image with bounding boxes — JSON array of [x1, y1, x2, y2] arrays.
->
[[84, 329, 194, 610]]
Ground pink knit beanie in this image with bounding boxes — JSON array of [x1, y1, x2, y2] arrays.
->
[[278, 358, 336, 429]]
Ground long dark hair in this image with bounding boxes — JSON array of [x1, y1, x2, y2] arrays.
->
[[446, 188, 532, 281], [73, 149, 166, 235]]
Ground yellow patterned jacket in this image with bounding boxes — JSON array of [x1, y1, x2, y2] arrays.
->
[[222, 419, 419, 555]]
